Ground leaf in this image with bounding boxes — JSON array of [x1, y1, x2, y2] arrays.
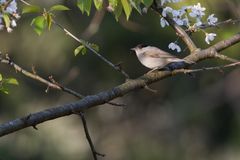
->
[[90, 43, 99, 52], [74, 45, 87, 56], [142, 0, 153, 7], [46, 13, 52, 30], [0, 74, 2, 81], [77, 0, 92, 16], [31, 16, 46, 35], [93, 0, 103, 10], [121, 0, 132, 20], [109, 0, 118, 8], [0, 87, 9, 94], [50, 5, 70, 11], [3, 14, 10, 28], [131, 0, 142, 14], [22, 5, 41, 14], [5, 78, 18, 85], [114, 1, 123, 21]]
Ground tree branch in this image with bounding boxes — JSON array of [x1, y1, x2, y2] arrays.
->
[[212, 33, 240, 52], [1, 31, 240, 136]]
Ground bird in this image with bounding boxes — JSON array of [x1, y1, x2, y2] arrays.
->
[[131, 44, 194, 71]]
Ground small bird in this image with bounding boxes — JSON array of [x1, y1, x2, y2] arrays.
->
[[131, 44, 193, 71]]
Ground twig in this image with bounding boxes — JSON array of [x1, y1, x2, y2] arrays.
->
[[190, 18, 240, 31], [53, 21, 129, 79], [215, 54, 239, 63], [0, 56, 62, 91], [78, 112, 105, 160], [19, 0, 31, 6], [174, 61, 240, 74]]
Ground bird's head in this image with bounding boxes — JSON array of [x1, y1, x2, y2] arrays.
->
[[131, 44, 148, 53]]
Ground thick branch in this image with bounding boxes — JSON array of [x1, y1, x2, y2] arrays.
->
[[0, 27, 240, 137], [0, 71, 171, 136]]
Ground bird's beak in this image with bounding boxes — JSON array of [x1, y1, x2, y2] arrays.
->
[[130, 47, 136, 52]]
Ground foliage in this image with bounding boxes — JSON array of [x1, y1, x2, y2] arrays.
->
[[22, 4, 70, 35], [0, 74, 18, 94]]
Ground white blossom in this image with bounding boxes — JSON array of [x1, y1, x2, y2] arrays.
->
[[182, 17, 190, 26], [207, 14, 218, 25], [172, 10, 185, 25], [160, 17, 169, 28], [0, 0, 19, 33], [158, 1, 218, 49], [162, 7, 173, 17], [194, 18, 203, 27], [205, 33, 216, 44], [168, 42, 181, 52], [189, 3, 206, 18], [11, 20, 17, 27], [6, 0, 17, 14], [7, 27, 13, 33]]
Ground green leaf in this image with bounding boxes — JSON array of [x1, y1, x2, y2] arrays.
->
[[3, 14, 10, 28], [77, 0, 92, 15], [31, 16, 46, 35], [121, 0, 132, 20], [114, 1, 123, 21], [142, 0, 153, 7], [131, 0, 142, 14], [93, 0, 103, 10], [22, 5, 41, 14], [109, 0, 118, 8], [0, 74, 2, 81], [46, 13, 52, 30], [90, 43, 99, 52], [74, 45, 87, 56], [5, 78, 18, 85], [50, 5, 70, 11], [0, 87, 9, 94]]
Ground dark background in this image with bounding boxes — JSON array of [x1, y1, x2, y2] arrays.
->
[[1, 0, 240, 159]]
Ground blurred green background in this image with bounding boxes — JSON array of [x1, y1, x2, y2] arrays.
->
[[1, 0, 240, 159]]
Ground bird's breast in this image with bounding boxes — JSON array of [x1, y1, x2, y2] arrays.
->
[[137, 55, 167, 69]]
